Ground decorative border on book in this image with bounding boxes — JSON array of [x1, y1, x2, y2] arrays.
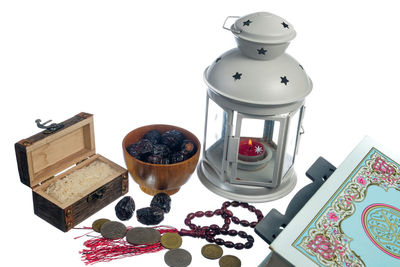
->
[[292, 148, 400, 266]]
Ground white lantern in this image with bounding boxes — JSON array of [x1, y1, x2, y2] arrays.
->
[[197, 12, 312, 202]]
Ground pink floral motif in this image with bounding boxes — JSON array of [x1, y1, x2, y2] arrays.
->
[[327, 211, 339, 222], [307, 235, 338, 260], [356, 176, 367, 185], [373, 157, 395, 178]]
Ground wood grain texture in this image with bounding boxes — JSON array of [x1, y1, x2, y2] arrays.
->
[[33, 173, 128, 232], [122, 124, 200, 196], [33, 191, 67, 231], [70, 174, 127, 231], [15, 112, 93, 188]]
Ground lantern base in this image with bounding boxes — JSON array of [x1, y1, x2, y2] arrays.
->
[[197, 161, 297, 203]]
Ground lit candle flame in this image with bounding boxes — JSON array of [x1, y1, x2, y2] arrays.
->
[[248, 139, 252, 151]]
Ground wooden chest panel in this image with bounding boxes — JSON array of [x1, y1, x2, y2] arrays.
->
[[33, 173, 128, 232]]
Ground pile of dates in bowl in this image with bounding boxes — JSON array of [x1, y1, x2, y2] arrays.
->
[[127, 129, 197, 164], [122, 125, 201, 196]]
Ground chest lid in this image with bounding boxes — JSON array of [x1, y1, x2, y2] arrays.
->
[[15, 112, 96, 188]]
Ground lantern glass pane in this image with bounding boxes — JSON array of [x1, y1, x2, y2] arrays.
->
[[231, 116, 280, 186], [204, 97, 227, 174], [282, 109, 301, 177]]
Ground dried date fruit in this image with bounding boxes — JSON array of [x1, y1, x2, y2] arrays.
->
[[150, 193, 171, 213], [127, 139, 153, 160], [143, 130, 162, 145], [170, 152, 185, 164], [180, 140, 197, 159], [161, 157, 170, 164], [153, 144, 171, 158], [136, 207, 164, 225], [115, 196, 136, 221], [135, 139, 153, 155], [147, 155, 163, 164], [161, 130, 185, 150], [126, 143, 141, 159]]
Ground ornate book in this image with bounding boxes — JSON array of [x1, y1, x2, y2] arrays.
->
[[268, 137, 400, 266]]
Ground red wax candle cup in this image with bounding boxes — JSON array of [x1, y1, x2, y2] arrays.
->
[[238, 139, 266, 162]]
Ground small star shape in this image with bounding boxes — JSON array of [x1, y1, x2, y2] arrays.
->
[[254, 146, 264, 154], [233, 72, 242, 81], [280, 76, 289, 85], [215, 57, 222, 63], [281, 21, 289, 28], [257, 48, 267, 55], [243, 19, 252, 26]]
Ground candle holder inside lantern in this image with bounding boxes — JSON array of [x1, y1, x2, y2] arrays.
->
[[197, 12, 312, 202]]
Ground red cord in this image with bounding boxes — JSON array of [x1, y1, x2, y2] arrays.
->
[[79, 226, 178, 265]]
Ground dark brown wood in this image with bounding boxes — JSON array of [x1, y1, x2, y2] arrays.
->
[[33, 173, 128, 232], [122, 124, 200, 196], [15, 112, 93, 188], [70, 174, 127, 231], [33, 191, 67, 231], [15, 142, 30, 187]]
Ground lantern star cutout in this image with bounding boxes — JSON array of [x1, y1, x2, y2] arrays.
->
[[281, 21, 289, 28], [243, 19, 252, 26], [233, 72, 242, 81], [257, 48, 267, 55], [280, 76, 289, 85], [254, 145, 264, 154]]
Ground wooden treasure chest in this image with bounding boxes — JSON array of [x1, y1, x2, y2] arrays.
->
[[15, 112, 128, 232]]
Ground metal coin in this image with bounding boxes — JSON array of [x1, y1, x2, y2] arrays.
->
[[92, 218, 110, 233], [161, 233, 183, 249], [126, 227, 161, 245], [164, 248, 192, 267], [100, 221, 126, 239], [201, 244, 223, 259], [219, 255, 241, 267]]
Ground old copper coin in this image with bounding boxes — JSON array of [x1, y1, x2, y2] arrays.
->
[[92, 218, 110, 233], [126, 227, 161, 245], [161, 232, 182, 249], [164, 248, 192, 267], [100, 221, 126, 239], [201, 244, 223, 259], [219, 255, 241, 267]]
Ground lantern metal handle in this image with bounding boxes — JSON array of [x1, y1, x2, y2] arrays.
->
[[222, 16, 241, 34]]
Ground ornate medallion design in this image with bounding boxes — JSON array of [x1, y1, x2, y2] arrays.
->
[[362, 204, 400, 259], [293, 149, 400, 266]]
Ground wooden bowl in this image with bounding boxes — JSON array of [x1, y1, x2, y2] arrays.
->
[[122, 124, 201, 196]]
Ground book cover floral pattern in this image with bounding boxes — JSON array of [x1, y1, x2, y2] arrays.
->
[[293, 148, 400, 266]]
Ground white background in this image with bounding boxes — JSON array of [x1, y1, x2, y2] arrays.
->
[[1, 1, 400, 266]]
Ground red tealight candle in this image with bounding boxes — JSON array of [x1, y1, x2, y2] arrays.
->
[[238, 139, 266, 162]]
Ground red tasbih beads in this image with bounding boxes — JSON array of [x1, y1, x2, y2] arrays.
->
[[179, 201, 264, 250]]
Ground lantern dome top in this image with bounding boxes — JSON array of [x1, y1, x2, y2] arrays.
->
[[230, 12, 296, 44], [205, 48, 312, 106]]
